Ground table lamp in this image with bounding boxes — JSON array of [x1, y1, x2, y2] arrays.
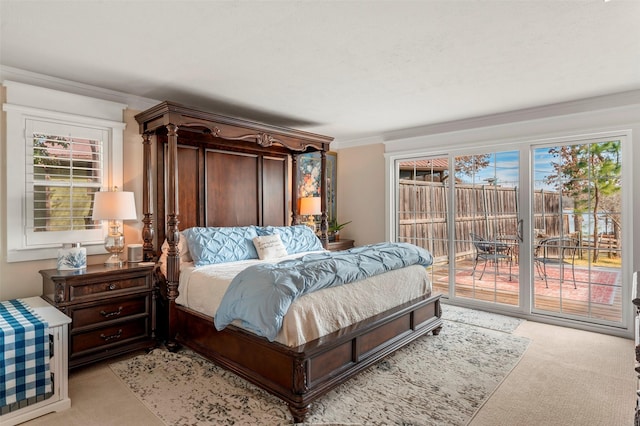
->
[[92, 189, 137, 266], [299, 196, 321, 231]]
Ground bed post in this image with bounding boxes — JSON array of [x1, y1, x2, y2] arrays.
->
[[141, 132, 155, 261], [289, 356, 310, 422], [291, 154, 299, 225], [319, 150, 328, 243], [165, 123, 181, 352]]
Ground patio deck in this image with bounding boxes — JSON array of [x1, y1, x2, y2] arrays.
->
[[430, 260, 623, 323]]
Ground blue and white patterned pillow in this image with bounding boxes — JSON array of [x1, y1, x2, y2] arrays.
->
[[257, 225, 324, 254], [182, 226, 259, 266]]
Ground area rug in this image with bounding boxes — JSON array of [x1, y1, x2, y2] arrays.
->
[[110, 316, 530, 426], [441, 304, 525, 333], [444, 266, 619, 305]]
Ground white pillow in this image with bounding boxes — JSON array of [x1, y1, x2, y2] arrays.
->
[[159, 232, 193, 276], [253, 234, 288, 260], [161, 233, 192, 263]]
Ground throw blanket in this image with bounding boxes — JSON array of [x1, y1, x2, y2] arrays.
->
[[0, 299, 51, 407], [214, 242, 433, 341]]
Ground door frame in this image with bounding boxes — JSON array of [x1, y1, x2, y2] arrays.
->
[[385, 129, 632, 338]]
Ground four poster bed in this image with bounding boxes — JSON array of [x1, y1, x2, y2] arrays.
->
[[135, 101, 442, 423]]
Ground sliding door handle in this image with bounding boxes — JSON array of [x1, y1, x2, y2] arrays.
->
[[517, 219, 523, 242]]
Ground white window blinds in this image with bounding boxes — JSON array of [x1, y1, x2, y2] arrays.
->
[[24, 120, 107, 246]]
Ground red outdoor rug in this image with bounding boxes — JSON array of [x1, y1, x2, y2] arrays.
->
[[443, 265, 620, 305]]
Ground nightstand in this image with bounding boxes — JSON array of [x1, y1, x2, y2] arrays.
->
[[325, 239, 355, 252], [40, 263, 156, 369]]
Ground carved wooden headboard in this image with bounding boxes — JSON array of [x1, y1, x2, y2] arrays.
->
[[134, 101, 333, 284]]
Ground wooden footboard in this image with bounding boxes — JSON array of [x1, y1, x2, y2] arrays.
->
[[168, 293, 442, 423]]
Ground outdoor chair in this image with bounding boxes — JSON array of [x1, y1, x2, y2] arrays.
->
[[534, 236, 579, 289], [470, 232, 513, 280]]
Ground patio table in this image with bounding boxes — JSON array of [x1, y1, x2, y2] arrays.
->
[[497, 235, 520, 264]]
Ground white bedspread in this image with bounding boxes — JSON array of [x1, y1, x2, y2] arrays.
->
[[175, 252, 431, 347]]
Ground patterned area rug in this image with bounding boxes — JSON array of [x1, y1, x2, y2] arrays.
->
[[110, 313, 530, 426], [441, 304, 525, 332], [532, 266, 619, 304]]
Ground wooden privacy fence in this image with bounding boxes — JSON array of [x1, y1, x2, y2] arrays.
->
[[398, 180, 572, 261]]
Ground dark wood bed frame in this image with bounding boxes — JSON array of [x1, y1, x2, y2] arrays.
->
[[135, 101, 443, 423]]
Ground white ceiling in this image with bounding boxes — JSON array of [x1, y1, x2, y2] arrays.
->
[[1, 0, 640, 143]]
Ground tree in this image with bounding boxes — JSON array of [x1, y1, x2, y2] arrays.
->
[[33, 133, 69, 167], [546, 141, 621, 262], [455, 154, 491, 180]]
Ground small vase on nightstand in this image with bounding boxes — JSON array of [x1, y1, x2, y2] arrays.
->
[[57, 243, 87, 270]]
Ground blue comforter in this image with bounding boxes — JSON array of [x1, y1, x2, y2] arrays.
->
[[214, 242, 433, 341]]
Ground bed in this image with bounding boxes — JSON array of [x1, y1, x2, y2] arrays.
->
[[135, 101, 443, 423]]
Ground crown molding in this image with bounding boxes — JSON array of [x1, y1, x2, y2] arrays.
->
[[336, 90, 640, 149], [331, 135, 383, 150], [4, 65, 640, 145], [0, 66, 159, 112], [382, 90, 640, 143]]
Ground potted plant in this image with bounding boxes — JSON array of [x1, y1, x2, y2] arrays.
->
[[328, 219, 352, 242]]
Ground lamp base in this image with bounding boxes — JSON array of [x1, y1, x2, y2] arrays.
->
[[305, 215, 317, 233], [104, 230, 125, 267], [104, 253, 124, 267]]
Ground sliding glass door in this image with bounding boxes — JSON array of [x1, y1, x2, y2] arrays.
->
[[531, 139, 623, 324], [452, 151, 521, 306], [397, 157, 451, 296], [397, 150, 521, 308], [393, 133, 626, 330]]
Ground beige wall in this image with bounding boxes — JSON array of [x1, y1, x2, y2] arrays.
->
[[336, 143, 386, 246], [0, 99, 385, 299], [0, 104, 144, 300], [121, 108, 145, 248], [2, 102, 383, 299]]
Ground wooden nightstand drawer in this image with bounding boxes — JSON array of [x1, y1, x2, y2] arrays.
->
[[71, 295, 149, 329], [40, 264, 156, 369], [69, 276, 149, 301], [71, 317, 148, 356]]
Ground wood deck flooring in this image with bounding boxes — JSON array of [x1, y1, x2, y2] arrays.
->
[[430, 261, 623, 323]]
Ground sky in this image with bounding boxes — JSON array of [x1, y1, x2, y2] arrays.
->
[[454, 148, 573, 192]]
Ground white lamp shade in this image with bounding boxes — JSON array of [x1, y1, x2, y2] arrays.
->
[[92, 191, 137, 221], [299, 197, 321, 215]]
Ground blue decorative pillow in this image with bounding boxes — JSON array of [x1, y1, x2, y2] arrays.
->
[[257, 225, 324, 254], [182, 226, 259, 266]]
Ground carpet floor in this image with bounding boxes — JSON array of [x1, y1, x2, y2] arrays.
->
[[110, 308, 529, 425]]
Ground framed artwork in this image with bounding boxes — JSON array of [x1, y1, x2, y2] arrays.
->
[[297, 151, 337, 223]]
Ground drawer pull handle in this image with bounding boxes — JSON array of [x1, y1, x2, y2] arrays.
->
[[100, 329, 123, 342], [107, 283, 118, 290], [100, 306, 123, 318]]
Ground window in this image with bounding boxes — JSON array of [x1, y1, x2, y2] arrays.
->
[[3, 81, 126, 262], [26, 121, 106, 246]]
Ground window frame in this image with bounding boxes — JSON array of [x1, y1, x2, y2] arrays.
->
[[385, 129, 632, 337], [3, 81, 126, 262]]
